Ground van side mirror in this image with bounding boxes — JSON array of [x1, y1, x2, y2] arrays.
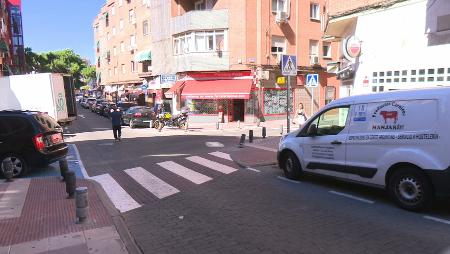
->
[[307, 124, 318, 136]]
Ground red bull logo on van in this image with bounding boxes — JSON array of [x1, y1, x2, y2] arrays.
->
[[372, 102, 406, 130]]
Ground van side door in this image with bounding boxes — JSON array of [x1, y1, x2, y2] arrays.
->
[[300, 105, 351, 178]]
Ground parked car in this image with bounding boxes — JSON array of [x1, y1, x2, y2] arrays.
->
[[103, 102, 116, 118], [79, 98, 87, 106], [122, 106, 156, 128], [81, 97, 96, 109], [91, 99, 104, 112], [0, 110, 68, 177], [76, 95, 84, 103], [278, 87, 450, 212], [116, 102, 136, 112]]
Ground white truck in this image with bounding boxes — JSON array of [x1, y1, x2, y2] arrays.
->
[[0, 73, 77, 125]]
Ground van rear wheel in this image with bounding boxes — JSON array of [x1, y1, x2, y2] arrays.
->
[[281, 151, 302, 180], [388, 167, 433, 212]]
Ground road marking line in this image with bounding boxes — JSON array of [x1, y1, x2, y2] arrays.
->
[[277, 176, 301, 184], [246, 144, 278, 153], [208, 151, 233, 161], [70, 144, 90, 178], [205, 142, 224, 148], [0, 179, 30, 219], [157, 161, 212, 184], [423, 216, 450, 225], [142, 153, 190, 158], [186, 156, 238, 174], [90, 174, 141, 213], [125, 167, 180, 199], [329, 190, 375, 204], [246, 167, 261, 173]]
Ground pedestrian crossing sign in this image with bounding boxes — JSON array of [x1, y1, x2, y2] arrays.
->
[[281, 55, 297, 76], [306, 74, 319, 87]]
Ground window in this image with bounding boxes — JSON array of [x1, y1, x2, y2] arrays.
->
[[120, 41, 125, 52], [411, 70, 417, 75], [394, 78, 399, 83], [195, 0, 206, 10], [428, 69, 435, 75], [394, 71, 400, 76], [143, 20, 149, 36], [372, 79, 377, 83], [402, 70, 407, 75], [308, 106, 349, 136], [419, 77, 425, 82], [173, 30, 227, 55], [113, 46, 117, 56], [129, 9, 135, 23], [438, 68, 444, 74], [386, 79, 392, 83], [372, 86, 377, 92], [322, 42, 331, 58], [271, 36, 286, 55], [448, 68, 450, 74], [373, 72, 377, 77], [263, 89, 293, 114], [419, 69, 425, 75], [379, 72, 384, 77], [119, 19, 124, 30], [437, 77, 444, 81], [272, 0, 288, 13], [130, 35, 136, 47], [142, 61, 151, 72], [447, 76, 450, 81], [411, 77, 416, 82], [379, 79, 385, 83], [121, 64, 126, 74], [428, 77, 434, 81], [309, 40, 319, 56], [131, 61, 136, 72], [402, 78, 407, 82], [437, 14, 450, 32], [387, 71, 392, 76], [379, 86, 384, 92], [119, 0, 123, 6], [310, 3, 320, 20]]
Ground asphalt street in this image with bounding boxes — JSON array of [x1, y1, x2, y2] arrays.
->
[[67, 106, 450, 254]]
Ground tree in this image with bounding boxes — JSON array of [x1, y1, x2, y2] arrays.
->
[[24, 48, 95, 89]]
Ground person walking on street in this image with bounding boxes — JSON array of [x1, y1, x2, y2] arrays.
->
[[293, 102, 308, 128], [110, 108, 123, 141]]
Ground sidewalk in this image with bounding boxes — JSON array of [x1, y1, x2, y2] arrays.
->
[[0, 177, 131, 254], [227, 136, 280, 168]]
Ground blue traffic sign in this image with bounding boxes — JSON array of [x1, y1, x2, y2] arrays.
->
[[281, 55, 297, 76], [306, 74, 319, 87]]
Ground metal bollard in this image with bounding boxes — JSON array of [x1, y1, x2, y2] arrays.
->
[[184, 122, 189, 132], [59, 159, 69, 182], [249, 130, 254, 143], [238, 120, 241, 129], [216, 121, 220, 130], [65, 171, 76, 199], [2, 159, 14, 182], [262, 127, 267, 139], [75, 187, 89, 224], [280, 124, 284, 135], [239, 134, 246, 148]]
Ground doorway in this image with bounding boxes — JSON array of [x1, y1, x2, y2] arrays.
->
[[232, 99, 245, 122]]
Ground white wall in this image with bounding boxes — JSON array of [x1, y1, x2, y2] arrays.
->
[[348, 0, 450, 96]]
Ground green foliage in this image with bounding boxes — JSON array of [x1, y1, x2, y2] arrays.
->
[[24, 47, 97, 89]]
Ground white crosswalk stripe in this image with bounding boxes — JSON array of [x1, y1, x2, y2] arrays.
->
[[186, 156, 238, 174], [125, 167, 180, 199], [91, 174, 141, 213], [208, 151, 232, 161], [157, 161, 212, 184]]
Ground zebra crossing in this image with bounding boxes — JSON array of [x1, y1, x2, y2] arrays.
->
[[91, 152, 240, 213]]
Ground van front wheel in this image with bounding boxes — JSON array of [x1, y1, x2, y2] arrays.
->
[[388, 167, 433, 212], [281, 151, 302, 180]]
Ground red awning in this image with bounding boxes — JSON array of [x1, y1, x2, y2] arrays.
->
[[181, 79, 253, 99], [164, 81, 185, 98]]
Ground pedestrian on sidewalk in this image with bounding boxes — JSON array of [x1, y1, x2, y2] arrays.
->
[[293, 102, 308, 127], [110, 108, 123, 141]]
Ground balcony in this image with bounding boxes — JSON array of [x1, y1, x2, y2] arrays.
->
[[171, 9, 228, 35], [174, 51, 229, 73]]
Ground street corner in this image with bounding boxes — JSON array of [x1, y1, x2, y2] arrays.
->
[[226, 145, 278, 168]]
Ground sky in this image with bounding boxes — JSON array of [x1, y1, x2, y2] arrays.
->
[[22, 0, 106, 64]]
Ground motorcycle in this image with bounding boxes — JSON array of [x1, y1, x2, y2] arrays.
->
[[153, 111, 188, 130]]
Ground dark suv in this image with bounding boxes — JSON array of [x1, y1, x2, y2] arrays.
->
[[0, 111, 68, 177]]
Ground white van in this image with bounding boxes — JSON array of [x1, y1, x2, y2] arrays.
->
[[278, 87, 450, 211]]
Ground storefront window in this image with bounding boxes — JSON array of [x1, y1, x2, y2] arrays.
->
[[263, 89, 293, 115], [185, 99, 218, 114], [246, 91, 258, 115]]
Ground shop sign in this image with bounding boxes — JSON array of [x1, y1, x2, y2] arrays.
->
[[344, 35, 362, 60], [160, 74, 177, 84], [276, 76, 286, 85], [186, 71, 252, 80]]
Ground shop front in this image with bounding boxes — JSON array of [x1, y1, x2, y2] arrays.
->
[[167, 71, 256, 123]]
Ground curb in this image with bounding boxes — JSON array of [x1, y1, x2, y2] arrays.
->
[[90, 179, 143, 254], [230, 146, 278, 168]]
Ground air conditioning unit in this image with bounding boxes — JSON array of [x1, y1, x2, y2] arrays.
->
[[310, 55, 319, 65], [275, 11, 288, 24]]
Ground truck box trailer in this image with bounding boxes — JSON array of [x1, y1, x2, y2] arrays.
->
[[0, 73, 77, 124]]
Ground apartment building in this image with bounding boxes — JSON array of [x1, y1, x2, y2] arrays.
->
[[148, 0, 339, 123], [0, 0, 25, 76], [94, 0, 152, 104], [324, 0, 450, 97]]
